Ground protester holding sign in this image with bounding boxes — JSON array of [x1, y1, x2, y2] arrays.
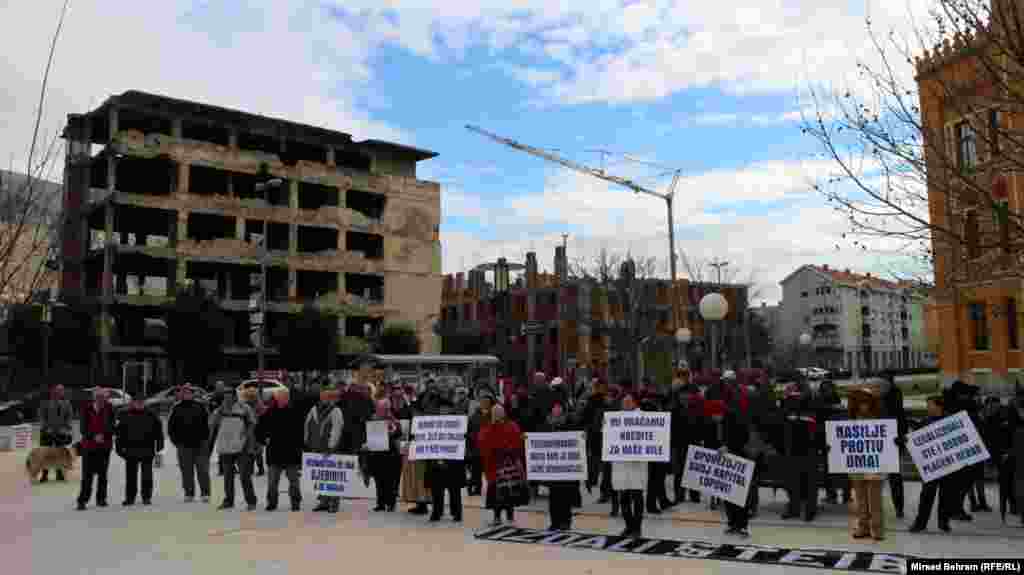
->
[[304, 385, 344, 513], [847, 383, 887, 541], [533, 400, 584, 531], [717, 394, 755, 537], [480, 404, 525, 526], [422, 392, 467, 523], [367, 399, 402, 512], [610, 391, 650, 537], [909, 396, 953, 533]]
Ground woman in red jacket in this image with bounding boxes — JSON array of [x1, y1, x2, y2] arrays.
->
[[479, 404, 524, 526]]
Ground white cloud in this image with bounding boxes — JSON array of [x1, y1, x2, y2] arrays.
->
[[332, 0, 937, 106], [0, 0, 413, 172]]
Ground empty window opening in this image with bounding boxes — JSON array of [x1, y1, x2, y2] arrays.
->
[[335, 147, 372, 172], [187, 212, 236, 242], [244, 220, 264, 245], [89, 156, 109, 189], [283, 140, 327, 165], [227, 265, 261, 300], [267, 222, 290, 252], [266, 180, 289, 206], [234, 172, 261, 201], [238, 131, 280, 156], [115, 156, 174, 195], [297, 226, 338, 253], [265, 267, 289, 302], [182, 120, 230, 147], [346, 231, 383, 259], [189, 165, 230, 196], [298, 181, 340, 210], [346, 189, 386, 220], [345, 273, 384, 303], [345, 316, 382, 339], [118, 108, 172, 136], [297, 270, 338, 300]]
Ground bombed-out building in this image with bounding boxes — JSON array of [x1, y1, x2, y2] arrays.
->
[[60, 91, 442, 378]]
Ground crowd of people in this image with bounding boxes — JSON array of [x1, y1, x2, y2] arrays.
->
[[33, 369, 1024, 540]]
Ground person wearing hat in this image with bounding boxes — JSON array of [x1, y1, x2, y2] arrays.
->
[[781, 384, 819, 522], [210, 386, 259, 511], [256, 389, 306, 512], [846, 381, 892, 540], [467, 392, 495, 497], [168, 385, 212, 503], [115, 393, 165, 507], [305, 384, 345, 513]]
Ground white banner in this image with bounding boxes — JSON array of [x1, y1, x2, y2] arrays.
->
[[907, 411, 991, 483], [825, 419, 901, 474], [681, 446, 755, 507], [408, 415, 468, 461], [525, 432, 588, 481], [301, 452, 358, 497], [366, 420, 390, 452], [601, 411, 671, 462]]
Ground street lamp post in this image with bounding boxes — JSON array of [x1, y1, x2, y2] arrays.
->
[[675, 327, 691, 370], [254, 173, 284, 374], [699, 293, 729, 372]]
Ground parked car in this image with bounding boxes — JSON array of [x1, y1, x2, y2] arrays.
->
[[237, 379, 287, 402]]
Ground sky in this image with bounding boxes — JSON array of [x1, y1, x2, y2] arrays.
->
[[0, 0, 938, 305]]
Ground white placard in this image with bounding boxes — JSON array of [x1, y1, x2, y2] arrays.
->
[[681, 446, 755, 507], [601, 411, 671, 462], [907, 411, 991, 483], [366, 420, 390, 452], [302, 452, 358, 497], [825, 418, 901, 474], [525, 432, 587, 481], [408, 415, 468, 461]]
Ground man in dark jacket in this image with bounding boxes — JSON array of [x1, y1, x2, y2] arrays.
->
[[671, 381, 704, 504], [816, 381, 848, 506], [579, 379, 611, 501], [115, 396, 165, 506], [909, 395, 954, 533], [880, 373, 907, 518], [39, 383, 73, 482], [781, 387, 819, 521], [257, 389, 305, 512], [643, 389, 672, 514], [76, 387, 116, 510], [168, 385, 212, 503], [719, 400, 753, 537]]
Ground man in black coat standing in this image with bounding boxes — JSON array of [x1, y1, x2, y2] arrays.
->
[[257, 389, 305, 511], [168, 385, 212, 503], [880, 373, 907, 518], [114, 396, 165, 506]]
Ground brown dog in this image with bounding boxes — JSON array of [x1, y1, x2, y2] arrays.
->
[[26, 445, 78, 482]]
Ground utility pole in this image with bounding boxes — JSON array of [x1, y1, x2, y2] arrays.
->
[[708, 259, 729, 369]]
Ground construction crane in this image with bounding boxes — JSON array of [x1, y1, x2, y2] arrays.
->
[[466, 124, 685, 365]]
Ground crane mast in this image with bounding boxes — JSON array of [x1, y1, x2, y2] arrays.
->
[[466, 123, 686, 372]]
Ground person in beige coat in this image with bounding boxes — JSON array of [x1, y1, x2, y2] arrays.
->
[[847, 381, 887, 541], [612, 391, 649, 537]]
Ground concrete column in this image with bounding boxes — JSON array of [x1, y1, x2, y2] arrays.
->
[[235, 217, 245, 240], [326, 146, 336, 166], [168, 212, 179, 248], [289, 179, 299, 211], [228, 128, 238, 149], [171, 118, 183, 138], [289, 224, 298, 256], [288, 268, 297, 301], [175, 260, 186, 290], [337, 229, 346, 251], [337, 272, 346, 303], [167, 261, 178, 295], [106, 155, 117, 192], [177, 211, 188, 244], [226, 173, 235, 198], [225, 272, 234, 300], [104, 203, 115, 248], [176, 162, 189, 196]]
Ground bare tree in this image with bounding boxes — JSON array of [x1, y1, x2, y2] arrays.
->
[[677, 250, 765, 302], [0, 0, 70, 313], [569, 246, 659, 282], [801, 0, 1024, 293]]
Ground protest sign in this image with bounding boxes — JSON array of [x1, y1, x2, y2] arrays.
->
[[366, 420, 390, 452], [680, 446, 755, 506], [302, 452, 358, 497], [601, 411, 671, 462], [825, 419, 900, 474], [408, 415, 468, 461], [907, 411, 990, 483], [525, 432, 588, 481]]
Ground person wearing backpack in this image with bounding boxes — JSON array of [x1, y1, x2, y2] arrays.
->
[[209, 388, 258, 510]]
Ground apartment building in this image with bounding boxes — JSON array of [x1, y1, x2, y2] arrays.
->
[[914, 0, 1024, 393], [438, 246, 749, 384], [779, 265, 933, 372], [60, 91, 442, 377]]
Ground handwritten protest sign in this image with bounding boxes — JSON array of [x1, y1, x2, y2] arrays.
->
[[302, 452, 357, 497], [681, 446, 755, 506], [825, 419, 900, 474], [366, 420, 390, 452], [907, 411, 990, 483], [408, 415, 468, 461], [525, 432, 588, 481], [601, 411, 671, 462]]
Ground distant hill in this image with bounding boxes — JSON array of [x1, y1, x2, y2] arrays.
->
[[0, 170, 62, 224]]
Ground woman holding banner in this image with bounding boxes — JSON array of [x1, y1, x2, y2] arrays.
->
[[538, 400, 583, 531], [612, 391, 648, 537], [480, 404, 526, 526]]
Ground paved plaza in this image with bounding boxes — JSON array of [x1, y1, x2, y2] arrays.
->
[[4, 427, 1023, 574]]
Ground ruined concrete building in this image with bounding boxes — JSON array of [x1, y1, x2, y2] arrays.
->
[[60, 91, 442, 375]]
